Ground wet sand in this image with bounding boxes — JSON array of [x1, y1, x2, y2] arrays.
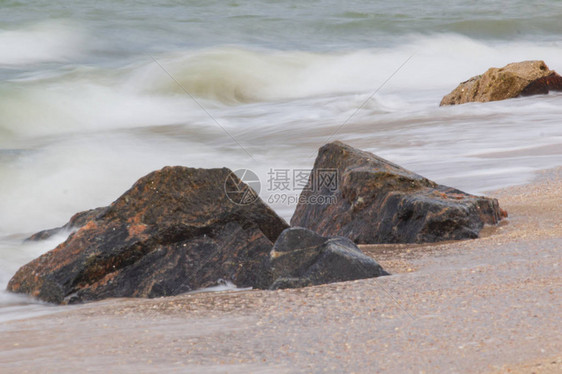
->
[[1, 168, 561, 373]]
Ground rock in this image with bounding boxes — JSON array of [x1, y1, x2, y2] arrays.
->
[[440, 60, 562, 106], [269, 227, 388, 289], [8, 166, 288, 304], [290, 141, 505, 244], [26, 207, 107, 241]]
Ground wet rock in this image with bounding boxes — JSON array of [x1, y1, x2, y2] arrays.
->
[[440, 60, 562, 106], [290, 141, 505, 244], [8, 166, 288, 304], [269, 227, 388, 289], [26, 207, 107, 241]]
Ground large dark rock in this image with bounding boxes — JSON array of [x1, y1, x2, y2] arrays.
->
[[269, 227, 388, 289], [291, 142, 506, 244], [8, 166, 289, 304], [440, 60, 562, 106]]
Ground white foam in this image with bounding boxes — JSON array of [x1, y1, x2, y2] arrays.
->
[[0, 21, 85, 66], [186, 279, 252, 295]]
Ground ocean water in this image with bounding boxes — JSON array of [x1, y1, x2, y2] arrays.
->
[[1, 0, 561, 319]]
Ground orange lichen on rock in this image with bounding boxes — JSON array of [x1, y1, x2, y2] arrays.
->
[[127, 223, 148, 239]]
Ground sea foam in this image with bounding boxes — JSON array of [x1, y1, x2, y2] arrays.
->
[[0, 21, 85, 66]]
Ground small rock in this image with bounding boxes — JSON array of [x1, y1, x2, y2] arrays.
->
[[269, 227, 388, 289], [440, 60, 562, 106]]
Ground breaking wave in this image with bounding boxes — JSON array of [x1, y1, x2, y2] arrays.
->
[[0, 21, 85, 66]]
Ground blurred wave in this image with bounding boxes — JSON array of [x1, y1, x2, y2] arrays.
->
[[0, 21, 85, 66], [1, 34, 561, 140]]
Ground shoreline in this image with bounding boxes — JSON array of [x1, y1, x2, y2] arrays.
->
[[0, 167, 560, 373]]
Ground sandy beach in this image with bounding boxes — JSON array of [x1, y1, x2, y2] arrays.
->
[[0, 167, 560, 374]]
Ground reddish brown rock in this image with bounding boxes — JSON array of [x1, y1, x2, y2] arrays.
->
[[290, 142, 504, 244], [8, 167, 288, 304], [440, 60, 562, 106]]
